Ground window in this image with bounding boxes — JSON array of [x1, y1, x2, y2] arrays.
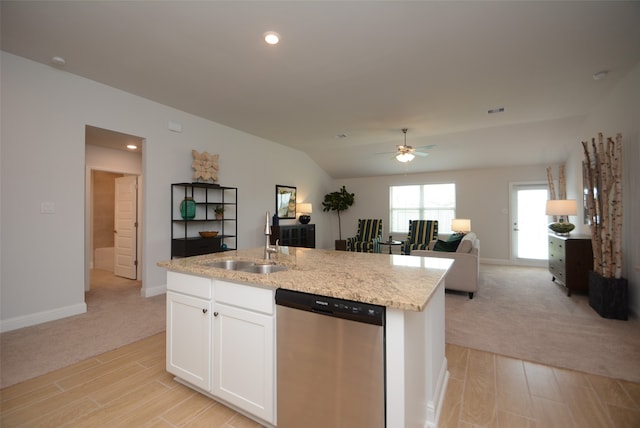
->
[[389, 183, 456, 234]]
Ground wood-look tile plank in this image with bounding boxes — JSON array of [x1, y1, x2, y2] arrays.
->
[[181, 400, 237, 428], [461, 349, 497, 426], [108, 382, 195, 427], [605, 404, 640, 428], [531, 396, 575, 428], [587, 373, 636, 409], [619, 379, 640, 408], [445, 343, 469, 381], [439, 377, 464, 428], [496, 355, 534, 419], [553, 366, 614, 428], [20, 397, 99, 428], [0, 357, 101, 403], [497, 409, 537, 428], [524, 361, 563, 402], [227, 412, 266, 427], [66, 380, 172, 428], [88, 363, 167, 405], [160, 389, 217, 426], [0, 383, 62, 413]]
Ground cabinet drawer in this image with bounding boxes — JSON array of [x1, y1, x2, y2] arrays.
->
[[167, 271, 213, 299], [215, 280, 275, 315]]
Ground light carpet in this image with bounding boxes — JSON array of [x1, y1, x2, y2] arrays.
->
[[0, 269, 166, 388], [446, 264, 640, 383]]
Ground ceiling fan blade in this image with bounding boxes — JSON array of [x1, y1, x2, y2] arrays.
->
[[413, 151, 429, 157]]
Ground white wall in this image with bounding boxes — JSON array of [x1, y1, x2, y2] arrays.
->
[[565, 60, 640, 315], [332, 164, 556, 262], [0, 52, 333, 331]]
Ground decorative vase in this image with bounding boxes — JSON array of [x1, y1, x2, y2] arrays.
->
[[299, 215, 311, 224], [588, 271, 628, 320], [180, 197, 196, 220]]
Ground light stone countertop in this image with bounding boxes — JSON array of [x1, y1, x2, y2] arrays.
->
[[157, 247, 453, 311]]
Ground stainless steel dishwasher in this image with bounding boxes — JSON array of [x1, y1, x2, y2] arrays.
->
[[275, 288, 385, 428]]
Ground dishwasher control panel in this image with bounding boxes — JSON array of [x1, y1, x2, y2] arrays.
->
[[276, 288, 385, 326]]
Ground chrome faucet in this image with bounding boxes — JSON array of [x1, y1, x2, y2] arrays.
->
[[264, 211, 278, 260]]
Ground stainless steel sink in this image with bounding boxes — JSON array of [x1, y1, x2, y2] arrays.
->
[[242, 264, 288, 274], [206, 260, 255, 270], [205, 260, 288, 274]]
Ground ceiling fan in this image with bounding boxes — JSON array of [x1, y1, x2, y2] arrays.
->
[[394, 128, 431, 163]]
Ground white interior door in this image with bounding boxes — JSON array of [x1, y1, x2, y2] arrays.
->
[[511, 183, 549, 262], [114, 175, 137, 279]]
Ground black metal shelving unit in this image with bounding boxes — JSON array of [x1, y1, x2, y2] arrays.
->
[[171, 182, 237, 258]]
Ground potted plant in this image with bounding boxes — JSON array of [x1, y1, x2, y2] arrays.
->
[[322, 185, 355, 250], [214, 205, 225, 220], [582, 133, 627, 320]]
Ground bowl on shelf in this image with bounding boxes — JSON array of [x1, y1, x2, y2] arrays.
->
[[199, 231, 219, 238]]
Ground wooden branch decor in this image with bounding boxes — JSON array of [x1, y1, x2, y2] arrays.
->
[[582, 132, 627, 320]]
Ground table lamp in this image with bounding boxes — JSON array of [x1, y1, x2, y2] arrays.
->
[[297, 203, 312, 224], [451, 218, 471, 235], [545, 199, 577, 235]]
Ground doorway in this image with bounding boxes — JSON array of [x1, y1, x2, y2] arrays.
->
[[510, 182, 549, 266], [85, 125, 143, 293]]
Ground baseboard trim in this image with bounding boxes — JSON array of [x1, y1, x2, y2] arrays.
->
[[142, 284, 166, 298], [481, 258, 547, 268], [0, 302, 87, 333]]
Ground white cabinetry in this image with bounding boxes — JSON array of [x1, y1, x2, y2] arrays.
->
[[212, 280, 275, 423], [166, 291, 212, 390], [166, 272, 275, 426]]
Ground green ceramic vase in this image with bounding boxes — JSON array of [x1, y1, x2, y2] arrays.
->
[[180, 197, 196, 220]]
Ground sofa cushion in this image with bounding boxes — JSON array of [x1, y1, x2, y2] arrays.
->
[[456, 232, 477, 253], [433, 234, 464, 252]]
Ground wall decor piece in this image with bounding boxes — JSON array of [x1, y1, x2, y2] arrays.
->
[[276, 185, 296, 219], [192, 150, 219, 183]]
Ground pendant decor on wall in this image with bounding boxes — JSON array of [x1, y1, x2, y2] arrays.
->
[[192, 150, 219, 183]]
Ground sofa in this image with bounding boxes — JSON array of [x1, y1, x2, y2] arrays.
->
[[412, 232, 479, 299]]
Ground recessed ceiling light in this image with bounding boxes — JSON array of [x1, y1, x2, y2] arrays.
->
[[51, 56, 66, 66], [264, 31, 280, 45], [126, 144, 138, 150], [488, 107, 505, 114]]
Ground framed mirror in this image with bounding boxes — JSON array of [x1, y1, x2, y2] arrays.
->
[[276, 185, 297, 219]]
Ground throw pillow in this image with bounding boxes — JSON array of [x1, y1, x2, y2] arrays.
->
[[433, 234, 463, 252]]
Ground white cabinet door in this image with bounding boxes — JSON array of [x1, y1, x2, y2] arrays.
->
[[166, 291, 212, 390], [212, 302, 275, 424]]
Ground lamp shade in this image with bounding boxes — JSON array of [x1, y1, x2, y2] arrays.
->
[[545, 199, 577, 216], [297, 203, 312, 214], [451, 218, 471, 233]]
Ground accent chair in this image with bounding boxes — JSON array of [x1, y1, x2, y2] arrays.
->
[[347, 219, 383, 253], [402, 220, 438, 255]]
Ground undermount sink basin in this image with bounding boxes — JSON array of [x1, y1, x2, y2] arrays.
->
[[205, 259, 288, 274]]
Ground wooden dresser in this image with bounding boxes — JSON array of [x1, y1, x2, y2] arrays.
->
[[548, 234, 593, 296]]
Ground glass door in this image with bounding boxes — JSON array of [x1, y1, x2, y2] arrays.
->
[[511, 183, 549, 263]]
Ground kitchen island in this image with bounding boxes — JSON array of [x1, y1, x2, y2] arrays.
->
[[158, 246, 452, 428]]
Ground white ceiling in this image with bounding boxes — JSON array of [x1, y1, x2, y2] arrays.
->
[[2, 1, 639, 178]]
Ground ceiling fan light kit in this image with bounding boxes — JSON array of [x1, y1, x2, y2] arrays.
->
[[394, 128, 428, 163]]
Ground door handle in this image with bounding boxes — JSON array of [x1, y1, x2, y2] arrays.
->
[[202, 308, 208, 314]]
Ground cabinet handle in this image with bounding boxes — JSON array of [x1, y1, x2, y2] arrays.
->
[[202, 308, 208, 314], [213, 312, 219, 317]]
